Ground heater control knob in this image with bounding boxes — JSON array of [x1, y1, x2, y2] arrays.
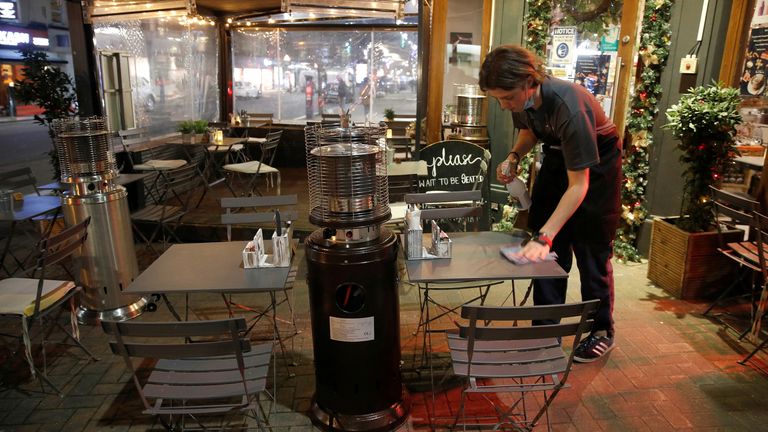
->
[[323, 227, 335, 239]]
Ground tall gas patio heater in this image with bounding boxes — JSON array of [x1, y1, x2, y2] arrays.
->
[[304, 122, 409, 431]]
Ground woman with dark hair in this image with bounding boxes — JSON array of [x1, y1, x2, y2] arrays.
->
[[480, 44, 622, 363]]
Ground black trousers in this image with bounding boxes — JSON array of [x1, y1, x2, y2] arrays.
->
[[532, 232, 615, 337]]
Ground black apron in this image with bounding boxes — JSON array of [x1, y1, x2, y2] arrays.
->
[[527, 123, 622, 244]]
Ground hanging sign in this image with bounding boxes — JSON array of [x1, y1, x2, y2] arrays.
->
[[740, 26, 768, 97], [550, 26, 577, 65]]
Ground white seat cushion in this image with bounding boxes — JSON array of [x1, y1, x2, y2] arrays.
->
[[223, 161, 279, 174], [134, 159, 187, 170], [208, 144, 244, 152], [245, 137, 267, 144], [0, 278, 76, 316]]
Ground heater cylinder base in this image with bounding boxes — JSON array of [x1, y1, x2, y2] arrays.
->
[[310, 391, 410, 432], [76, 297, 147, 325]]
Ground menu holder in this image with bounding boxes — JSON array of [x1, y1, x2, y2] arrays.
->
[[404, 221, 452, 260], [243, 227, 293, 268]]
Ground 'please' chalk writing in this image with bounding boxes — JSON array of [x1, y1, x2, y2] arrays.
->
[[425, 147, 482, 177]]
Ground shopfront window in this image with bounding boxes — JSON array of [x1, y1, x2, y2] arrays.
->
[[93, 18, 219, 135], [232, 27, 417, 125]]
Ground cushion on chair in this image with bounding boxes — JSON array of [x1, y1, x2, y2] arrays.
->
[[134, 159, 187, 170], [0, 278, 76, 316], [223, 161, 279, 174], [245, 137, 267, 144]]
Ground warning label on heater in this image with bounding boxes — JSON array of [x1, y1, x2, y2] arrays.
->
[[329, 316, 374, 342]]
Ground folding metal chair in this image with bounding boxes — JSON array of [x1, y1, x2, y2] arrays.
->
[[447, 300, 599, 431], [741, 210, 768, 364], [0, 167, 40, 196], [101, 317, 273, 431], [704, 186, 761, 316], [0, 217, 97, 396], [130, 163, 203, 256], [223, 130, 282, 197], [118, 127, 188, 203]]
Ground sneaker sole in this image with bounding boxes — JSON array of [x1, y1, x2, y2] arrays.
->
[[573, 342, 616, 363]]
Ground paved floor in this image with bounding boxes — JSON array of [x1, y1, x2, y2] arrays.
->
[[2, 171, 768, 431]]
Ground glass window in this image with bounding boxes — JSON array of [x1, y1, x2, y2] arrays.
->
[[93, 18, 220, 135], [232, 27, 417, 125]]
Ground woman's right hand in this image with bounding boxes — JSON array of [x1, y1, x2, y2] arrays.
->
[[496, 156, 519, 184]]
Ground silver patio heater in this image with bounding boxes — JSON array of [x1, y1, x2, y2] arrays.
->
[[304, 122, 409, 431], [453, 83, 488, 145], [52, 116, 145, 324]]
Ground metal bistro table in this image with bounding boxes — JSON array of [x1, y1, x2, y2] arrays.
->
[[401, 230, 567, 427], [0, 195, 62, 276], [126, 240, 296, 408], [165, 136, 248, 191], [125, 241, 292, 320]]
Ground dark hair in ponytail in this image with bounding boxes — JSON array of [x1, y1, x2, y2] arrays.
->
[[479, 45, 546, 91]]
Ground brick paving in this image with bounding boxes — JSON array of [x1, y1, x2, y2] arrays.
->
[[1, 253, 768, 431]]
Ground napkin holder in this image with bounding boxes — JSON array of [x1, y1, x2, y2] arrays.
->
[[243, 227, 292, 268], [404, 228, 423, 259], [429, 220, 452, 258]]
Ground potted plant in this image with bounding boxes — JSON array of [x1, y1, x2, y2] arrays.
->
[[384, 108, 395, 122], [178, 120, 195, 143], [192, 120, 209, 142], [647, 82, 743, 299], [13, 44, 78, 180]]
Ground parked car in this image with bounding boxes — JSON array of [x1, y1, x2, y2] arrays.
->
[[234, 81, 262, 99]]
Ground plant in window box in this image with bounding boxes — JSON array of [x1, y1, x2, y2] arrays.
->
[[192, 120, 209, 142], [647, 82, 743, 299], [178, 120, 196, 143]]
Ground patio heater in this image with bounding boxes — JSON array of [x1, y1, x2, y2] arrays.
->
[[304, 122, 409, 431], [453, 83, 488, 145], [52, 116, 145, 325]]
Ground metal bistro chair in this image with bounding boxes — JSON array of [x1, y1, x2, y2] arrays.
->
[[0, 167, 40, 196], [220, 194, 299, 369], [130, 163, 203, 256], [704, 186, 761, 317], [0, 217, 97, 396], [404, 191, 505, 375], [208, 121, 247, 165], [118, 127, 187, 203], [101, 317, 273, 431], [223, 130, 282, 197], [741, 210, 768, 364], [447, 300, 599, 431]]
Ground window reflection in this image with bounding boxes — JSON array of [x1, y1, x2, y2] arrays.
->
[[232, 28, 418, 124]]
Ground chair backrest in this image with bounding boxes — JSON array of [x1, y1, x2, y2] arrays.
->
[[0, 167, 40, 196], [29, 217, 91, 317], [244, 112, 273, 132], [100, 317, 254, 410], [710, 185, 760, 244], [259, 130, 283, 167], [221, 193, 298, 241], [388, 174, 420, 203], [405, 190, 483, 232], [158, 163, 203, 208], [459, 299, 599, 379], [385, 120, 411, 136], [118, 127, 150, 148]]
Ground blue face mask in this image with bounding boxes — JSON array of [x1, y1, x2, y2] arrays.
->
[[523, 83, 536, 110]]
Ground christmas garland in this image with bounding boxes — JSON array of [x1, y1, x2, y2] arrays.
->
[[614, 0, 675, 261], [525, 0, 553, 58]]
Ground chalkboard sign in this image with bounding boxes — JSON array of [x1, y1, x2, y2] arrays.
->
[[418, 140, 488, 192]]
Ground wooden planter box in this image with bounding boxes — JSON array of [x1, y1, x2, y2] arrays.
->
[[647, 217, 743, 300]]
